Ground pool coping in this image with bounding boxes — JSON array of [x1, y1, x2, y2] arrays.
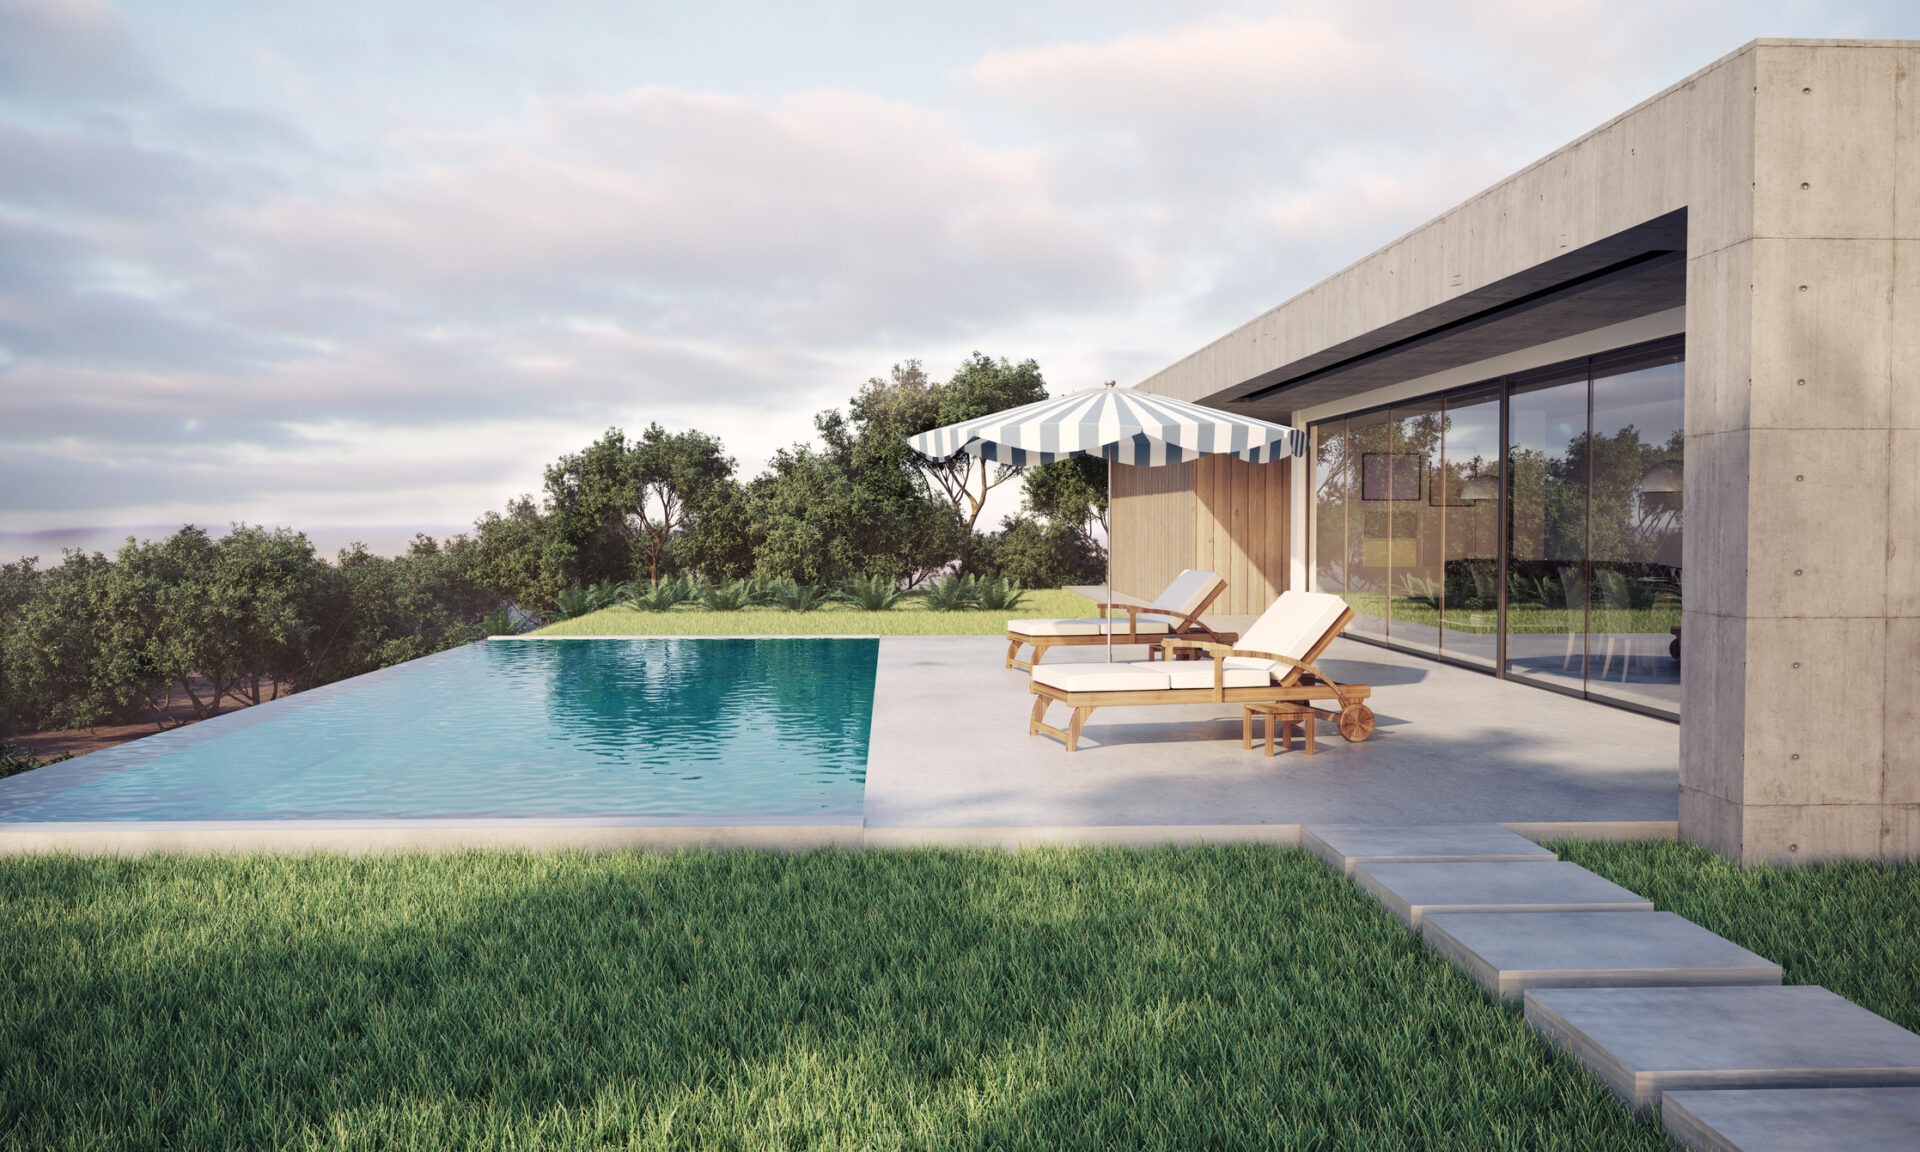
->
[[0, 819, 1676, 856]]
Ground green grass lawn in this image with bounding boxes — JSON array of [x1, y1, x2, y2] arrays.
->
[[0, 846, 1669, 1151], [1554, 838, 1920, 1032], [534, 588, 1097, 637]]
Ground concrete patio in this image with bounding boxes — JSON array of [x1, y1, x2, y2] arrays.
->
[[864, 633, 1679, 841]]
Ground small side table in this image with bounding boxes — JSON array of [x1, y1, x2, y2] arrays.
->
[[1146, 633, 1239, 661], [1242, 703, 1316, 757]]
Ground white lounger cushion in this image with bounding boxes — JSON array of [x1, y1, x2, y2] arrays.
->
[[1008, 615, 1178, 637], [1139, 660, 1275, 690], [1009, 570, 1221, 639], [1030, 663, 1171, 693], [1150, 569, 1225, 617], [1233, 591, 1352, 672]]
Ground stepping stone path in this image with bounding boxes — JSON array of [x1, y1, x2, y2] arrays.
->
[[1661, 1087, 1920, 1152], [1349, 860, 1653, 928], [1303, 824, 1920, 1148], [1525, 985, 1920, 1115], [1422, 911, 1781, 1002], [1303, 823, 1555, 876]]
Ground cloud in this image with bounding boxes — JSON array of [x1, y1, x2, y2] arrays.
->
[[0, 0, 157, 102], [6, 0, 1918, 560]]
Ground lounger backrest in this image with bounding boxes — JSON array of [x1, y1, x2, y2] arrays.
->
[[1149, 570, 1224, 619], [1237, 591, 1352, 679]]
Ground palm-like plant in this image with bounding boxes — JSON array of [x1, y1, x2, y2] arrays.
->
[[836, 575, 909, 612], [765, 579, 831, 612], [625, 575, 694, 612], [697, 578, 764, 612], [549, 584, 595, 620], [975, 577, 1028, 612], [919, 575, 981, 612]]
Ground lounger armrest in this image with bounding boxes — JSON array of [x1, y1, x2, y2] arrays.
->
[[1159, 637, 1226, 655], [1227, 648, 1346, 691], [1065, 585, 1152, 608]]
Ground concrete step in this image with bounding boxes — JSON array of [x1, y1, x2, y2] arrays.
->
[[1301, 823, 1556, 877], [1422, 910, 1782, 1002], [1523, 985, 1920, 1115], [1349, 860, 1654, 928], [1661, 1086, 1920, 1152]]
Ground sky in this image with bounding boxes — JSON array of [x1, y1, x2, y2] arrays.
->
[[2, 0, 1915, 562]]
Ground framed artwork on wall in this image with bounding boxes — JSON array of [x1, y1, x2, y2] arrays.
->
[[1360, 452, 1421, 501]]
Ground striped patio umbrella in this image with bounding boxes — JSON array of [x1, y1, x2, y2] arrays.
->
[[908, 383, 1307, 660], [907, 384, 1307, 467]]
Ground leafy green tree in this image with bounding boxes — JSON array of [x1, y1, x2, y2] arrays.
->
[[749, 410, 965, 587], [542, 428, 643, 588], [1021, 455, 1108, 555], [849, 353, 1048, 532], [471, 495, 571, 609], [305, 537, 491, 682], [632, 423, 739, 584], [967, 515, 1105, 589], [0, 551, 134, 733]]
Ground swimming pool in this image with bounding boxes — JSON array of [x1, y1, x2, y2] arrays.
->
[[0, 638, 878, 823]]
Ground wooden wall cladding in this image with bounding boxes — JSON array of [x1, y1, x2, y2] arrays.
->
[[1110, 460, 1195, 604], [1110, 457, 1290, 615]]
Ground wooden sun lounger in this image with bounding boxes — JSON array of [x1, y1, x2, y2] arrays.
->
[[1027, 597, 1375, 753], [1004, 571, 1229, 671]]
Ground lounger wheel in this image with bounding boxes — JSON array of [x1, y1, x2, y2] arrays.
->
[[1337, 704, 1375, 742]]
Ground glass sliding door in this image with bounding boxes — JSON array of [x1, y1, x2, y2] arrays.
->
[[1504, 365, 1591, 695], [1587, 349, 1684, 714], [1386, 398, 1445, 654], [1344, 409, 1393, 639], [1438, 384, 1501, 669], [1312, 420, 1352, 605], [1303, 336, 1683, 720]]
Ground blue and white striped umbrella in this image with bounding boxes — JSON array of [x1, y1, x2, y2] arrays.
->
[[907, 385, 1307, 466]]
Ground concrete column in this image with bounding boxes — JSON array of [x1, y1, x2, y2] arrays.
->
[[1680, 44, 1920, 863]]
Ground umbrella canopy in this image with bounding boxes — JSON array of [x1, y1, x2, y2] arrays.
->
[[907, 385, 1307, 467]]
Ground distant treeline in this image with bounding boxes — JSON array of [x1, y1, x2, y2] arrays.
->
[[0, 354, 1106, 737]]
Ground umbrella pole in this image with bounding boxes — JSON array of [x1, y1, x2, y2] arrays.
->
[[1106, 453, 1114, 664]]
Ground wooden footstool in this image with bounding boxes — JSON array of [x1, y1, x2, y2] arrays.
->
[[1242, 703, 1316, 757]]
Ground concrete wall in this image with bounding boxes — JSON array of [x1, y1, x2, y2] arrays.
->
[[1127, 40, 1920, 864], [1681, 43, 1920, 864]]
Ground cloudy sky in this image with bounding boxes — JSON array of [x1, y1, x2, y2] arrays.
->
[[2, 0, 1913, 561]]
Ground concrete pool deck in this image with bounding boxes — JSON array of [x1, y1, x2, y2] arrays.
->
[[0, 633, 1678, 854], [863, 635, 1678, 847]]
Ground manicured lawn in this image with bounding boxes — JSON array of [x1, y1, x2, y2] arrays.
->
[[535, 588, 1098, 637], [0, 846, 1666, 1151], [1554, 838, 1920, 1032]]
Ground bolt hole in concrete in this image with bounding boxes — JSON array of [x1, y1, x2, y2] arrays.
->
[[1801, 182, 1811, 189]]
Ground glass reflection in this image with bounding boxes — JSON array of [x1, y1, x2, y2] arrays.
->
[[1505, 367, 1591, 694], [1312, 422, 1350, 603], [1387, 399, 1445, 654], [1587, 355, 1684, 713], [1345, 409, 1394, 638], [1439, 386, 1501, 669]]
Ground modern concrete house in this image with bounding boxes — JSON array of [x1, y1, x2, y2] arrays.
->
[[1115, 39, 1917, 865]]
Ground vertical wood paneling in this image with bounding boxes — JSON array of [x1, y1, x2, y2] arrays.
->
[[1110, 460, 1195, 600], [1109, 456, 1292, 616]]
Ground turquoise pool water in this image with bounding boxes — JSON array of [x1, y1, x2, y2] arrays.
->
[[0, 639, 878, 822]]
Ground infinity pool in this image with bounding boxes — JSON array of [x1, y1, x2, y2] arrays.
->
[[0, 638, 878, 822]]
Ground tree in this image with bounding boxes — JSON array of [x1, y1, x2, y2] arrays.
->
[[1021, 455, 1108, 555], [471, 495, 570, 609], [749, 410, 966, 587], [848, 353, 1048, 532], [966, 515, 1105, 588], [632, 423, 737, 584], [542, 428, 643, 588]]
